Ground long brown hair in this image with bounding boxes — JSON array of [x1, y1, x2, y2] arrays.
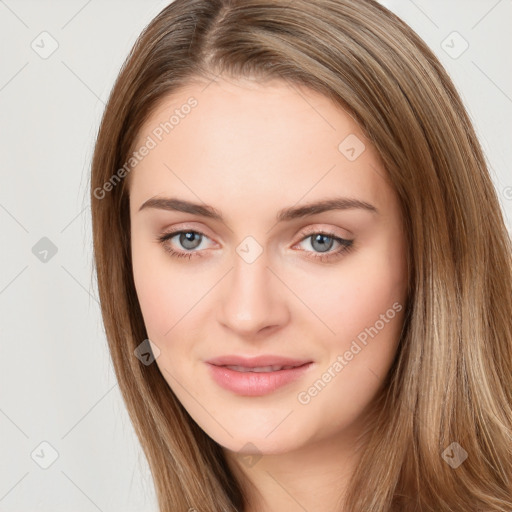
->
[[90, 0, 512, 510]]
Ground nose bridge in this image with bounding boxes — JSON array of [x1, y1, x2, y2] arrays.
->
[[217, 246, 288, 335]]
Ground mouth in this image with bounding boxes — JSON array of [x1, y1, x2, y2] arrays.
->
[[221, 364, 301, 373], [205, 355, 313, 396]]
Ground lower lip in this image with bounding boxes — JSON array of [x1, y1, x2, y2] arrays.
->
[[206, 363, 313, 396]]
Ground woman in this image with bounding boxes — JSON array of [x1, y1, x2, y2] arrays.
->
[[90, 0, 512, 510]]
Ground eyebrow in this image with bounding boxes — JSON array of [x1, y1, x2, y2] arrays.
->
[[138, 196, 378, 221]]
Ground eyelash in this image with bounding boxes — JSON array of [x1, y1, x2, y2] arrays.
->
[[155, 229, 354, 263]]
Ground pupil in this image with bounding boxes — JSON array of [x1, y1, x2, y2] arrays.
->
[[312, 234, 333, 253], [180, 232, 201, 250]]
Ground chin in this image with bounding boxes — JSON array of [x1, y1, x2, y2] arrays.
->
[[222, 434, 301, 457], [201, 417, 309, 456]]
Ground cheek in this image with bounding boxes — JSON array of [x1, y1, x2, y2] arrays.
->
[[292, 267, 406, 439], [288, 233, 407, 344], [287, 233, 407, 422], [131, 233, 190, 341], [131, 224, 217, 335]]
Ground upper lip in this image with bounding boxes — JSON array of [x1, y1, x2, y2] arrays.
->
[[206, 355, 312, 368]]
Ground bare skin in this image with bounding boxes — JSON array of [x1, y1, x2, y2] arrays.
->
[[128, 75, 408, 511]]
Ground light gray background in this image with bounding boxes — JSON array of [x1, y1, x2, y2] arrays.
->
[[0, 1, 510, 511]]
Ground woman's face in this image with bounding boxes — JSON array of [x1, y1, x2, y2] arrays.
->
[[129, 76, 408, 457]]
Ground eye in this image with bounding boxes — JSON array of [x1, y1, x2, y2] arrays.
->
[[294, 230, 354, 263], [156, 228, 354, 263], [156, 229, 213, 259]]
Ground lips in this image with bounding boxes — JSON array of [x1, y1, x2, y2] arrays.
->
[[206, 355, 311, 369], [205, 355, 313, 396], [223, 364, 297, 373]]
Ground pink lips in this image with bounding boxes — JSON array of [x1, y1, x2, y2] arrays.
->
[[205, 355, 313, 396]]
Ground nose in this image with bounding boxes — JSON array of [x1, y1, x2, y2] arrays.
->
[[216, 250, 290, 338]]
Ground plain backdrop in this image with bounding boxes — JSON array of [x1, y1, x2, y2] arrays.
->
[[0, 0, 510, 510]]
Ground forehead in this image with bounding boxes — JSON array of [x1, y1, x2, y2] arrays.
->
[[128, 76, 391, 218]]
